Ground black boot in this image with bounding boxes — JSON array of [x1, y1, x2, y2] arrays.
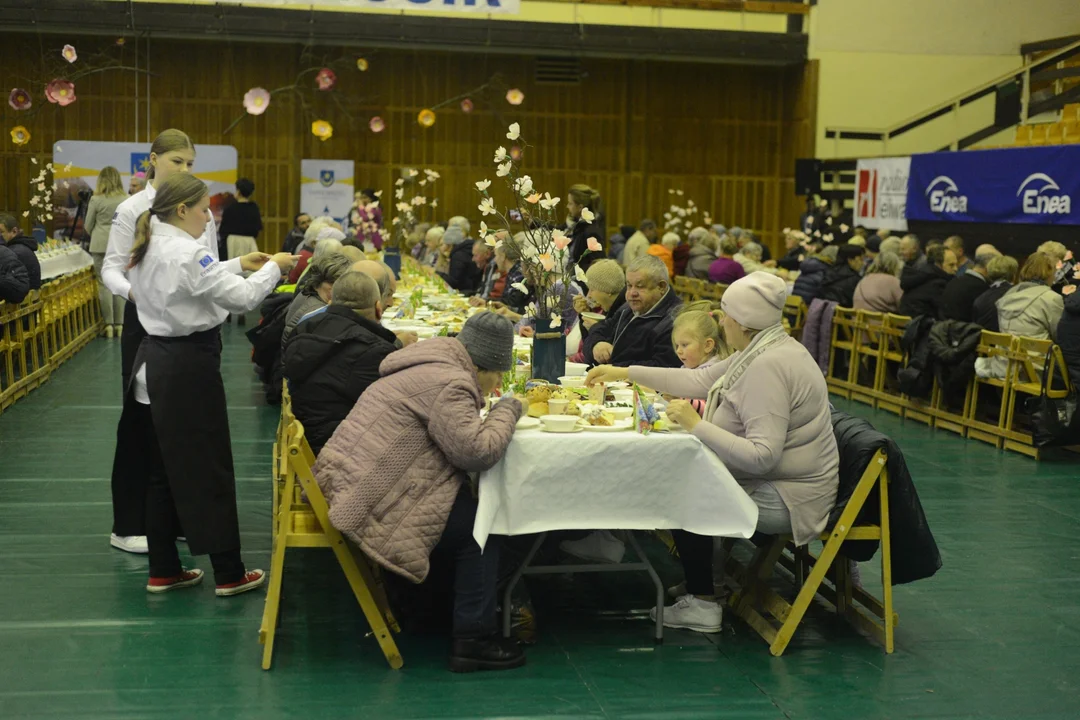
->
[[449, 635, 526, 673]]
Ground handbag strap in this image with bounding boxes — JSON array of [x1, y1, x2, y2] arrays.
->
[[1037, 345, 1055, 399]]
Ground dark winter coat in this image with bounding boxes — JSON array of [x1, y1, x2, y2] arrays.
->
[[1058, 290, 1080, 389], [7, 234, 41, 291], [442, 242, 483, 294], [284, 305, 400, 455], [940, 272, 990, 323], [672, 243, 690, 277], [818, 264, 862, 307], [0, 244, 29, 304], [792, 257, 832, 306], [830, 410, 942, 585], [927, 320, 983, 410], [568, 215, 604, 274], [899, 264, 953, 319], [583, 288, 681, 368], [971, 280, 1012, 331]]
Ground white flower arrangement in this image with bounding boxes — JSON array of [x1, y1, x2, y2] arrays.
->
[[662, 189, 711, 238], [23, 160, 70, 227], [390, 169, 439, 249]]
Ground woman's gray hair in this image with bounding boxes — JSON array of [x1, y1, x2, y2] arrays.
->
[[879, 237, 901, 257], [740, 241, 763, 260], [448, 216, 471, 236], [313, 238, 343, 258], [688, 226, 709, 245], [299, 251, 353, 295], [866, 250, 902, 277], [625, 255, 669, 286]]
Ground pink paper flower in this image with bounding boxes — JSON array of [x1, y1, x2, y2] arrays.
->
[[460, 98, 474, 114], [8, 88, 31, 111], [62, 44, 77, 63], [242, 87, 270, 115], [506, 88, 525, 105], [587, 237, 602, 253], [369, 116, 385, 133], [45, 79, 76, 106], [315, 68, 337, 91], [538, 253, 555, 272], [552, 230, 570, 251]]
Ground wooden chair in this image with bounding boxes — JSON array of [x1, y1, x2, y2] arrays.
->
[[724, 448, 894, 656], [965, 332, 1017, 449], [686, 278, 706, 302], [826, 307, 859, 398], [698, 282, 726, 302], [1002, 338, 1070, 458], [672, 276, 694, 302], [259, 416, 404, 670], [782, 296, 807, 341], [851, 310, 884, 408]]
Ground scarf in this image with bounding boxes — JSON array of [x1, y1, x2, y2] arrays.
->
[[703, 323, 789, 420]]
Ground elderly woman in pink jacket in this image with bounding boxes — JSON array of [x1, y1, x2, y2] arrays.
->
[[587, 272, 839, 634], [314, 312, 527, 673]]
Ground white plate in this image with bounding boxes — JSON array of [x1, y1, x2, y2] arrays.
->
[[516, 417, 541, 429], [541, 426, 584, 434], [579, 418, 633, 432]]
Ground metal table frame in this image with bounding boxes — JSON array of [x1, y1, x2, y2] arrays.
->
[[501, 530, 666, 642]]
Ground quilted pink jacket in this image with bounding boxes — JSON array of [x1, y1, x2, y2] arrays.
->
[[313, 338, 521, 583]]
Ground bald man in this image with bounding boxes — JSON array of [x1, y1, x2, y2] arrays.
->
[[351, 260, 416, 346]]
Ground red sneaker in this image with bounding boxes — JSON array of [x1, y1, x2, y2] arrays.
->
[[215, 569, 266, 597], [146, 568, 204, 594]]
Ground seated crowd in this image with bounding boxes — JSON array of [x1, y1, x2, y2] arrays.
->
[[259, 192, 1075, 675]]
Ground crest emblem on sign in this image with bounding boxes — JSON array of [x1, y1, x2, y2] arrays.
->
[[320, 170, 335, 187]]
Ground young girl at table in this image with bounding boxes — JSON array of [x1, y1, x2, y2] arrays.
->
[[671, 302, 732, 414]]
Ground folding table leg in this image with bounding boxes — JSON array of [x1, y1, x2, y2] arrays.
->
[[502, 533, 546, 638], [624, 531, 665, 644]]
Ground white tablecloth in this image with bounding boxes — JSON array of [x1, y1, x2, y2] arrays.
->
[[39, 247, 94, 281], [473, 428, 759, 550]]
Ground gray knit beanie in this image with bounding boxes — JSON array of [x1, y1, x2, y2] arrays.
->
[[457, 312, 515, 371]]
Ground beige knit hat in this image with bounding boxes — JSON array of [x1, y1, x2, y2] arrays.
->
[[584, 259, 626, 294], [720, 271, 787, 330]]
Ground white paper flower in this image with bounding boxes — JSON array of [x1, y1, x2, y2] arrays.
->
[[676, 208, 686, 218], [486, 235, 499, 248], [514, 175, 533, 195], [374, 190, 383, 198], [396, 201, 411, 212], [664, 213, 672, 220], [511, 281, 529, 294], [395, 188, 404, 200], [22, 211, 29, 218], [825, 216, 833, 226], [581, 207, 595, 223], [431, 199, 439, 208], [840, 223, 850, 233], [425, 169, 440, 180], [494, 146, 508, 162], [412, 195, 426, 206], [540, 193, 560, 210], [668, 189, 675, 195], [476, 179, 491, 192], [687, 200, 695, 207], [506, 122, 520, 140], [574, 265, 588, 282], [479, 221, 490, 237], [408, 168, 419, 177], [392, 217, 401, 226], [479, 198, 497, 216], [29, 196, 40, 207], [548, 314, 562, 328], [496, 161, 511, 177], [783, 227, 791, 234], [395, 178, 405, 187], [676, 190, 684, 196], [37, 182, 45, 191], [419, 179, 427, 187]]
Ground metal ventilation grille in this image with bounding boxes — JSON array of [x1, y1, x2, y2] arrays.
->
[[534, 57, 582, 85]]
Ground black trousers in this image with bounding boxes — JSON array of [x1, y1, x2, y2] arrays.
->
[[671, 530, 714, 596], [119, 301, 145, 393], [111, 303, 147, 537], [134, 403, 244, 585], [422, 486, 502, 639]]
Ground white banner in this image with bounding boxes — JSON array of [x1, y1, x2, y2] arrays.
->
[[854, 156, 911, 232], [213, 0, 519, 14], [301, 159, 355, 223], [51, 140, 238, 238]]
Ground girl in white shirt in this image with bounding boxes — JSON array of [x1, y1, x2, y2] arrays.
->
[[118, 172, 295, 595]]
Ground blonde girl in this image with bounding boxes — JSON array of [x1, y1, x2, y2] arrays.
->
[[86, 166, 127, 336], [672, 302, 732, 414]]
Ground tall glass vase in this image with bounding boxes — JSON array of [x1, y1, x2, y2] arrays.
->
[[532, 317, 564, 384]]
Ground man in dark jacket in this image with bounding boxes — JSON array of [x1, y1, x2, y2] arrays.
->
[[440, 226, 483, 294], [0, 243, 30, 304], [898, 244, 957, 319], [0, 214, 42, 292], [971, 255, 1018, 331], [281, 212, 311, 254], [283, 272, 399, 455], [940, 248, 999, 323], [584, 255, 681, 368], [818, 244, 866, 307]]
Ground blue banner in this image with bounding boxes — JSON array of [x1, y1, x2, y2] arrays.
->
[[906, 145, 1080, 226]]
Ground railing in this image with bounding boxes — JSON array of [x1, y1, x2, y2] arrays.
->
[[824, 38, 1080, 155]]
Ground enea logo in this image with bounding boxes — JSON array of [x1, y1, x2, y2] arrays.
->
[[925, 175, 968, 214], [856, 169, 877, 219], [1017, 173, 1072, 215]]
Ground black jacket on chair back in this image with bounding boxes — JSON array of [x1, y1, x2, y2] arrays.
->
[[283, 305, 400, 454], [0, 244, 29, 304]]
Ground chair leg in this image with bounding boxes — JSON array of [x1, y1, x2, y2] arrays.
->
[[879, 472, 895, 654], [330, 535, 404, 670], [259, 471, 295, 670]]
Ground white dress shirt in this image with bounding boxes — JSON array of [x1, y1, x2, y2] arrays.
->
[[129, 219, 280, 403], [101, 182, 242, 300]]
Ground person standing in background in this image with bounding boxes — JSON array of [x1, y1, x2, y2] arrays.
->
[[218, 177, 263, 263], [85, 167, 129, 338]]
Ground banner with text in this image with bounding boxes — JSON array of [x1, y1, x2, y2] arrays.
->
[[213, 0, 519, 14], [906, 145, 1080, 226], [301, 159, 355, 223], [853, 156, 910, 232]]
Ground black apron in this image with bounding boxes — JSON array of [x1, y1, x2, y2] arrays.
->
[[122, 326, 241, 556], [119, 301, 146, 391]]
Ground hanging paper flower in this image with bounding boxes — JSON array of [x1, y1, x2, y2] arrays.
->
[[115, 37, 126, 46], [460, 98, 474, 114], [10, 126, 30, 146], [45, 79, 76, 106], [242, 87, 270, 115], [62, 44, 78, 63], [417, 109, 436, 128], [356, 57, 369, 72], [8, 88, 31, 111], [315, 68, 337, 91], [510, 145, 523, 161], [506, 88, 525, 105], [369, 116, 385, 133], [311, 119, 333, 141]]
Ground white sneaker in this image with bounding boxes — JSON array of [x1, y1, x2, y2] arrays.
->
[[559, 530, 626, 564], [650, 594, 723, 633], [110, 534, 148, 554]]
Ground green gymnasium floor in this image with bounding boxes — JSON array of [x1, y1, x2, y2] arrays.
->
[[2, 325, 1079, 720]]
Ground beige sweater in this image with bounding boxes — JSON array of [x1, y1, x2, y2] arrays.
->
[[631, 335, 839, 545]]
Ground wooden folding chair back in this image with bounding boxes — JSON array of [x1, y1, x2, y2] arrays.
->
[[686, 278, 706, 301], [1003, 337, 1066, 456], [259, 418, 403, 670], [782, 295, 807, 340], [965, 331, 1017, 449], [698, 282, 725, 302], [673, 276, 694, 302], [826, 307, 859, 395], [724, 448, 895, 656], [851, 310, 884, 407]]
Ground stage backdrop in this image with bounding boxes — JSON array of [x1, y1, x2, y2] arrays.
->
[[50, 141, 238, 239], [300, 159, 355, 224]]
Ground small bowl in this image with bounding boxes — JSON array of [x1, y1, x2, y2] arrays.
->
[[547, 398, 570, 415], [608, 406, 634, 420], [559, 375, 587, 388], [564, 361, 588, 376], [605, 381, 630, 390], [610, 389, 635, 404], [539, 414, 580, 433]]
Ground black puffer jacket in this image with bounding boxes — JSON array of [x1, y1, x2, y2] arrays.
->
[[246, 291, 294, 405], [927, 320, 983, 410], [899, 264, 953, 319], [897, 315, 936, 399], [1058, 290, 1080, 389], [7, 234, 41, 291], [940, 272, 989, 323], [0, 244, 29, 304], [792, 257, 831, 306], [971, 280, 1012, 331], [583, 288, 681, 368], [818, 264, 862, 307], [830, 410, 942, 585], [283, 305, 399, 455]]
